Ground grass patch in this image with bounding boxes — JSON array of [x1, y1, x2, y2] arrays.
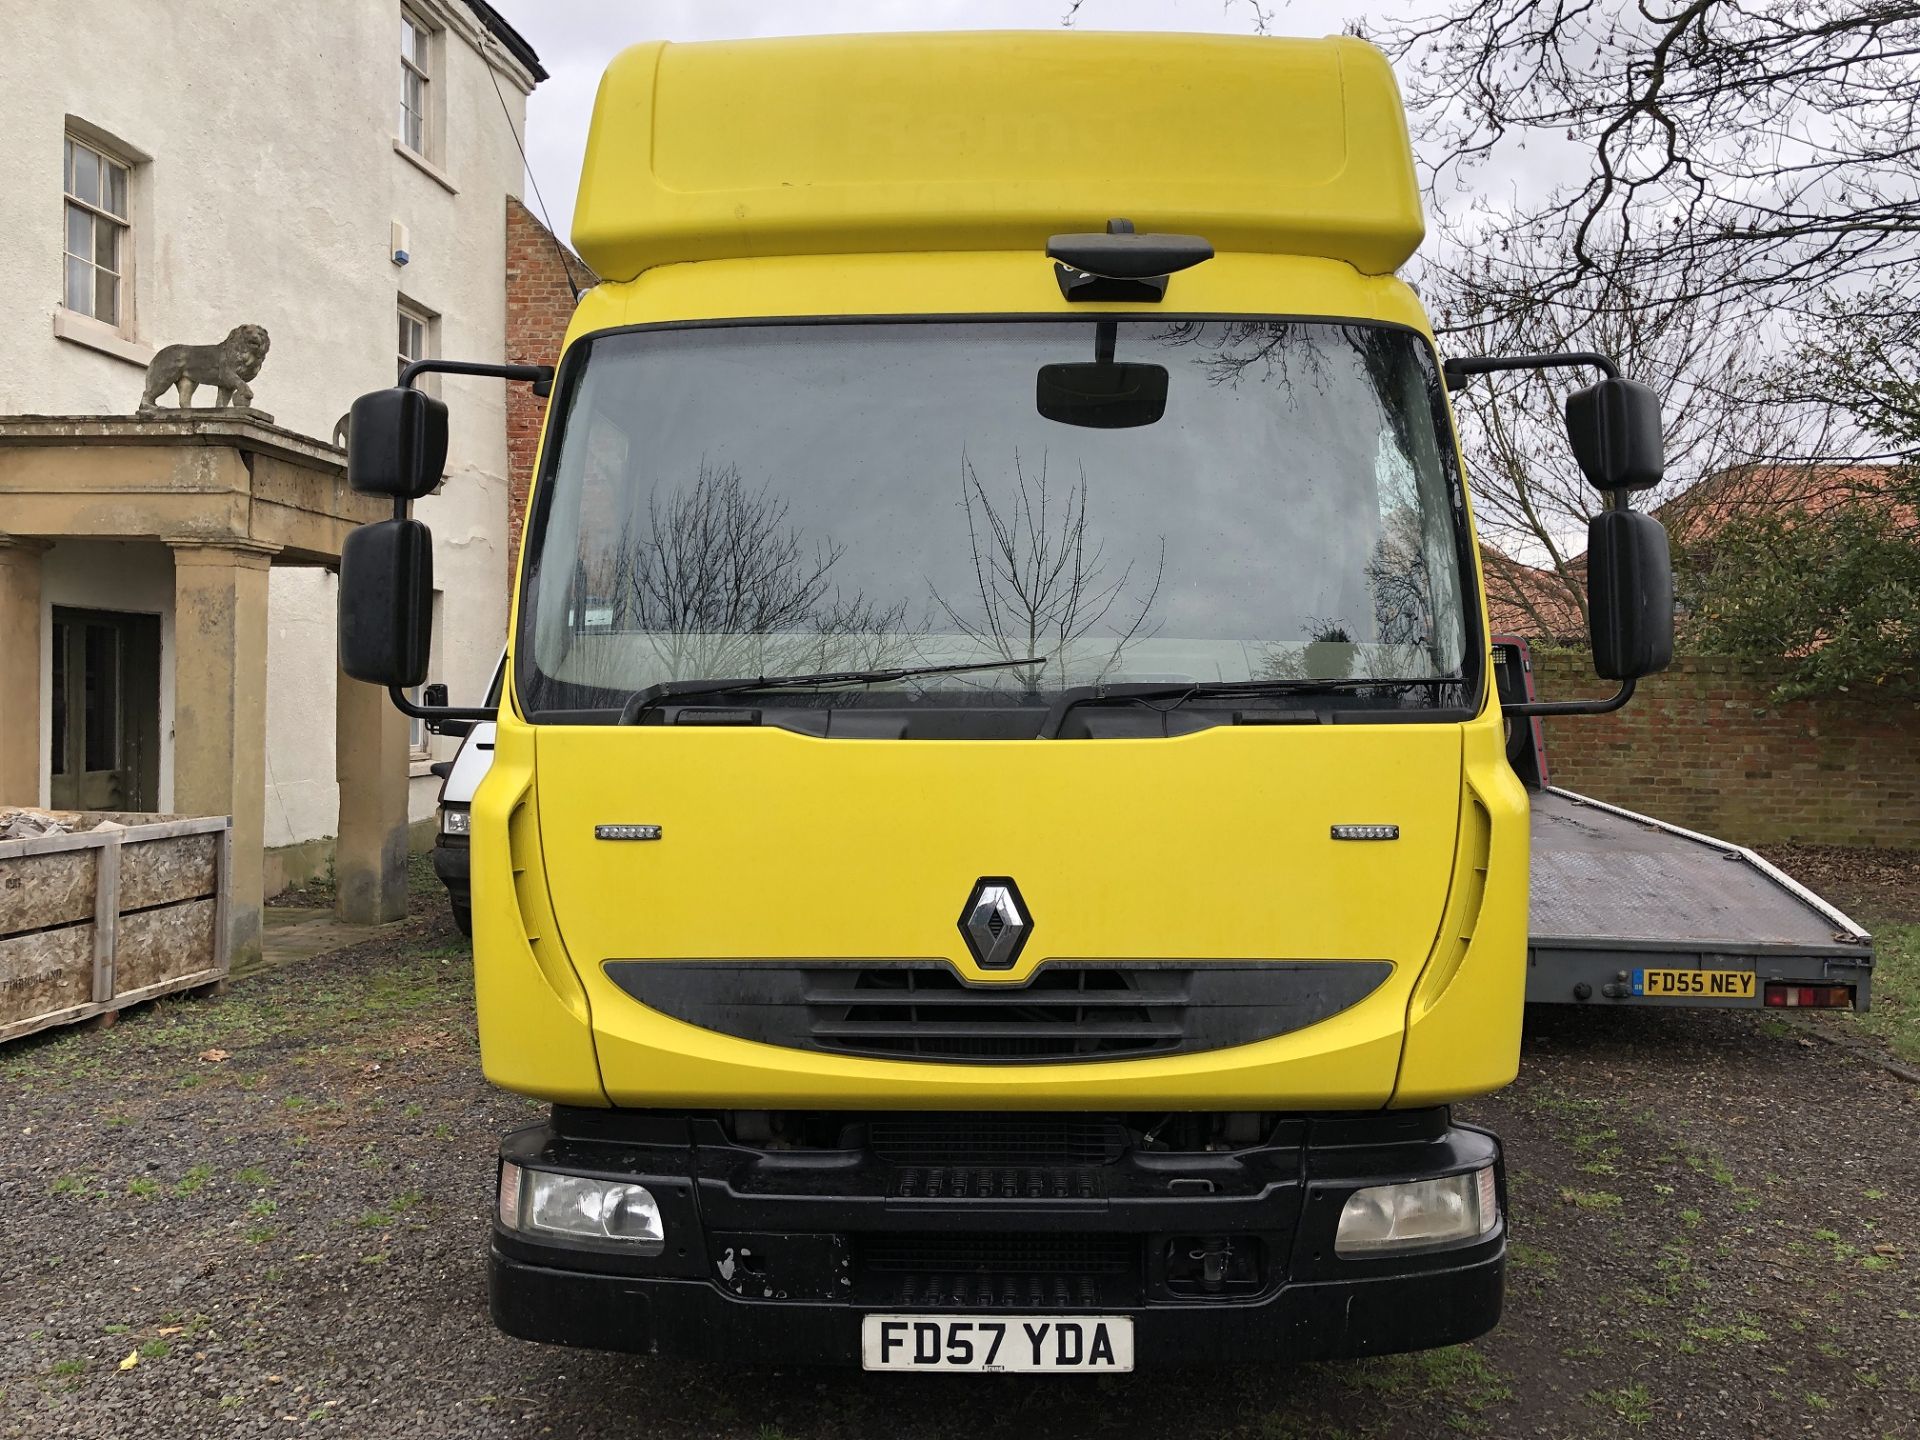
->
[[1508, 1242, 1559, 1273], [1687, 1318, 1768, 1345], [1853, 921, 1919, 1063], [1559, 1188, 1624, 1212], [1350, 1345, 1513, 1416], [173, 1164, 213, 1198], [1589, 1383, 1653, 1427]]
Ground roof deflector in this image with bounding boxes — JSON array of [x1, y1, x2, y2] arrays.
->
[[1048, 219, 1214, 302]]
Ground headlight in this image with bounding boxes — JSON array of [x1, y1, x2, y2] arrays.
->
[[497, 1162, 665, 1252], [440, 807, 471, 837], [1334, 1167, 1499, 1255]]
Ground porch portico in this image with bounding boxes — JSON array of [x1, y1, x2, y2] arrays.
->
[[0, 413, 412, 968]]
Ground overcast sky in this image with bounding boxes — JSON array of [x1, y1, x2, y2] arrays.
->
[[494, 0, 1372, 244]]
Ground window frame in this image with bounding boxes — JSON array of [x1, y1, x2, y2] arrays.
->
[[408, 590, 446, 761], [62, 132, 133, 329], [399, 7, 435, 159], [396, 296, 442, 396]]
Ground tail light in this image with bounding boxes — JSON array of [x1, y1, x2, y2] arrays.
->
[[1763, 983, 1853, 1009]]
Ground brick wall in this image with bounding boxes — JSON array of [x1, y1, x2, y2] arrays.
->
[[1532, 651, 1920, 850], [504, 197, 595, 585]]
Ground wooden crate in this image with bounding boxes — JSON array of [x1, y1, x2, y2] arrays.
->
[[0, 811, 231, 1045]]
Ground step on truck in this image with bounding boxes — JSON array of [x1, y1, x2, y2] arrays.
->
[[339, 30, 1713, 1369]]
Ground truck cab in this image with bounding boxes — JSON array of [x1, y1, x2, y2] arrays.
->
[[336, 31, 1674, 1369]]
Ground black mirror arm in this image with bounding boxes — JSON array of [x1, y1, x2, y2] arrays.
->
[[1501, 676, 1635, 718], [399, 359, 554, 396], [1443, 351, 1620, 387], [387, 684, 498, 728]]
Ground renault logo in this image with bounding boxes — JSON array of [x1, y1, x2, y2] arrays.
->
[[959, 876, 1033, 970]]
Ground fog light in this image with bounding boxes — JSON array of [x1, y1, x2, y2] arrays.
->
[[1335, 1167, 1499, 1255], [498, 1162, 665, 1252], [440, 807, 471, 837]]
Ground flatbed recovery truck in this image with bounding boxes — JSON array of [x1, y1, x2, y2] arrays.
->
[[1494, 642, 1876, 1011], [332, 31, 1861, 1370]]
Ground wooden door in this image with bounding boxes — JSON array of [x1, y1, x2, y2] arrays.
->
[[49, 608, 160, 812]]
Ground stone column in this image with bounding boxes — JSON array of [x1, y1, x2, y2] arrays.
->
[[169, 540, 278, 971], [0, 536, 49, 805], [0, 541, 49, 814], [334, 663, 412, 925]]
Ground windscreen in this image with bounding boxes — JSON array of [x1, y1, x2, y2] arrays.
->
[[518, 319, 1475, 720]]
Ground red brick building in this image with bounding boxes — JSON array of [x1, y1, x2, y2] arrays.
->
[[504, 196, 595, 584]]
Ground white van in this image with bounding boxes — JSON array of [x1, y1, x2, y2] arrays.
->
[[429, 655, 502, 934]]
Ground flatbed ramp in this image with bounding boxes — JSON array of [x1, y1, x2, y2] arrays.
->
[[1526, 788, 1874, 1007]]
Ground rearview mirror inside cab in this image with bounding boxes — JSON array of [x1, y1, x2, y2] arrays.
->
[[1036, 362, 1169, 429], [1587, 509, 1674, 680], [1565, 377, 1664, 492], [347, 387, 449, 499], [339, 518, 434, 687]]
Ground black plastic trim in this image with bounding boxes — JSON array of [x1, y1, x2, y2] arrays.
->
[[600, 958, 1396, 1065]]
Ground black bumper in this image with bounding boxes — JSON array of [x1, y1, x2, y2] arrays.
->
[[430, 838, 469, 905], [487, 1108, 1505, 1366], [492, 1246, 1502, 1365]]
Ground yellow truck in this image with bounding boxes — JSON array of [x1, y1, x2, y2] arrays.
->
[[336, 31, 1681, 1370]]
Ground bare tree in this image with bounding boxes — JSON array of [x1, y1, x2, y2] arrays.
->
[[929, 450, 1165, 690], [1365, 1, 1920, 328], [577, 460, 914, 682], [1427, 234, 1814, 629]]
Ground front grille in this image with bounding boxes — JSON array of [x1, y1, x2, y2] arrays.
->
[[867, 1113, 1128, 1167], [604, 958, 1394, 1065], [807, 965, 1184, 1061], [857, 1232, 1140, 1308]]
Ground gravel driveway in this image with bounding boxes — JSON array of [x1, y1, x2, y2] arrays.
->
[[3, 903, 1915, 1440]]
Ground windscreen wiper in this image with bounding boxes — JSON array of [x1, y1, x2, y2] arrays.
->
[[617, 655, 1048, 725], [1037, 675, 1464, 738]]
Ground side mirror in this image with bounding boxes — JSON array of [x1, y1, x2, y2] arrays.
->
[[1565, 377, 1664, 492], [1036, 362, 1169, 429], [339, 518, 433, 687], [1587, 509, 1674, 680], [347, 387, 449, 499]]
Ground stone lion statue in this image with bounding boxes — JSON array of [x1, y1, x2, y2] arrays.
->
[[137, 324, 271, 412]]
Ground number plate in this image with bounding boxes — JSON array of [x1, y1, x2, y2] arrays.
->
[[860, 1315, 1134, 1372], [1632, 967, 1755, 1000]]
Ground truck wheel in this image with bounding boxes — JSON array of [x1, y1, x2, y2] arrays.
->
[[452, 901, 473, 937]]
